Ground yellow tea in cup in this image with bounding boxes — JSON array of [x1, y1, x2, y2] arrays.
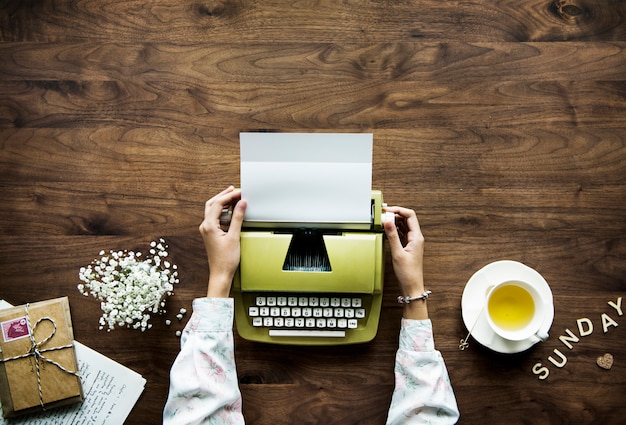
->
[[487, 282, 535, 331]]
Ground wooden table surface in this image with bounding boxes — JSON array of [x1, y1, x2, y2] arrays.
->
[[1, 1, 625, 424]]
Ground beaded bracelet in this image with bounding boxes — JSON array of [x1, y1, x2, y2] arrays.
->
[[397, 290, 432, 304]]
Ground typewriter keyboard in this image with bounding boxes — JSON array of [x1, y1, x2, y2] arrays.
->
[[247, 294, 368, 338]]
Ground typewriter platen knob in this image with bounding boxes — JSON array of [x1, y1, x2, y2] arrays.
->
[[382, 212, 395, 225], [220, 207, 233, 231], [381, 203, 395, 226]]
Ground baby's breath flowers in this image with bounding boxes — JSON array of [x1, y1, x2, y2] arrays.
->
[[78, 238, 179, 332]]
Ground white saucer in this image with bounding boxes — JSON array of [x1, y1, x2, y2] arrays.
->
[[461, 260, 554, 354]]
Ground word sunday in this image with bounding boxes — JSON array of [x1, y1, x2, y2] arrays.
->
[[532, 297, 623, 380]]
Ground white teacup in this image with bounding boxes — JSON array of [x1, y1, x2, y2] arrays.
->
[[485, 279, 549, 341]]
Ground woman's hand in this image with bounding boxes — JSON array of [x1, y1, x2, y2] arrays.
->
[[199, 186, 247, 298], [383, 206, 428, 320]]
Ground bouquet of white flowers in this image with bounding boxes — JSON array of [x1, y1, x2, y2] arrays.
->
[[78, 238, 180, 332]]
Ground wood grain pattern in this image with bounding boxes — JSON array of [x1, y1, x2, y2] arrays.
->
[[1, 75, 625, 129], [1, 0, 625, 43], [1, 0, 625, 424]]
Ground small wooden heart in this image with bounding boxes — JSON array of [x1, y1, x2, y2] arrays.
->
[[596, 353, 614, 370]]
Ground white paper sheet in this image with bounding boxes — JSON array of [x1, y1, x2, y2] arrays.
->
[[240, 132, 373, 225], [0, 300, 146, 425]]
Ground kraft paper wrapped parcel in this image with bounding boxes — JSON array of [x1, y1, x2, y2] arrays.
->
[[0, 297, 83, 418]]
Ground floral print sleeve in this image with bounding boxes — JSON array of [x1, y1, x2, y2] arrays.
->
[[163, 298, 245, 425], [386, 319, 460, 424], [163, 302, 457, 424]]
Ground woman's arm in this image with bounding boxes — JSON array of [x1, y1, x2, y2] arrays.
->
[[163, 298, 244, 425], [386, 319, 460, 424], [163, 187, 248, 424], [383, 206, 460, 424]]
